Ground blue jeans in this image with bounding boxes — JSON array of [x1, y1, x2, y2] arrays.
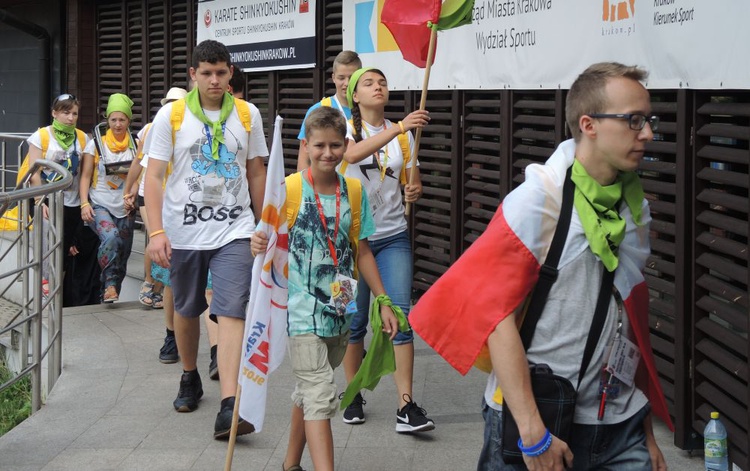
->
[[349, 231, 413, 345], [91, 205, 135, 293], [477, 399, 652, 471]]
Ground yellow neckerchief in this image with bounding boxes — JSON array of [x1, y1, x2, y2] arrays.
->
[[103, 129, 130, 153], [361, 121, 390, 182]]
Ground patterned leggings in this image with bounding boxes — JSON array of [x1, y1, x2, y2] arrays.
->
[[91, 205, 135, 293]]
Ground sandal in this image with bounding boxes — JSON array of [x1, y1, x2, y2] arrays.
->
[[139, 281, 154, 306], [282, 465, 306, 471], [103, 286, 119, 303], [151, 292, 164, 309]]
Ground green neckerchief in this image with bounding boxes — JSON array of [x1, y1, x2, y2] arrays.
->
[[570, 159, 644, 272], [52, 119, 76, 150], [184, 88, 234, 161], [340, 294, 410, 410]]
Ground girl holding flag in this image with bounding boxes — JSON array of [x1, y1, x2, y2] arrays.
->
[[339, 67, 435, 432]]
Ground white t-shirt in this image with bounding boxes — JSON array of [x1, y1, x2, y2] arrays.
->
[[342, 119, 416, 241], [147, 100, 268, 250], [83, 138, 135, 218], [27, 126, 88, 207]]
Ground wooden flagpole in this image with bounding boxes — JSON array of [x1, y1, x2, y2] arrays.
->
[[405, 23, 438, 216], [223, 384, 243, 471]]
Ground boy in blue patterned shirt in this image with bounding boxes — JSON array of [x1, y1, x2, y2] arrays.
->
[[251, 106, 398, 471]]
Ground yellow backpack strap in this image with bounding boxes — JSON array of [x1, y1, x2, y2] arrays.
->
[[170, 99, 186, 143], [75, 129, 86, 153], [233, 98, 252, 132], [344, 176, 362, 279], [18, 127, 50, 185], [285, 172, 303, 229], [397, 132, 410, 185], [320, 96, 333, 108], [40, 127, 50, 159]]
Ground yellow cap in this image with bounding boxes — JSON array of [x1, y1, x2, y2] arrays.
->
[[711, 412, 719, 419]]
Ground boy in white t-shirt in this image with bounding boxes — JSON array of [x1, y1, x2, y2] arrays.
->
[[144, 40, 268, 439]]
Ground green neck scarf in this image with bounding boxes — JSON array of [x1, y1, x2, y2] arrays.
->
[[52, 119, 76, 150], [184, 88, 235, 161], [570, 159, 644, 272]]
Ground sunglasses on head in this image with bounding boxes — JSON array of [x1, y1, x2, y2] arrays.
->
[[52, 94, 77, 106]]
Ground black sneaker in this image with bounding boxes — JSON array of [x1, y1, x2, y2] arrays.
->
[[214, 397, 254, 439], [396, 394, 435, 433], [159, 334, 179, 364], [173, 370, 203, 412], [209, 349, 219, 381], [341, 392, 366, 424]]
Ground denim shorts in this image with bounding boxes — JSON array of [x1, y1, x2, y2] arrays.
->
[[349, 231, 413, 345], [477, 399, 652, 470], [289, 332, 349, 421], [170, 238, 252, 318]]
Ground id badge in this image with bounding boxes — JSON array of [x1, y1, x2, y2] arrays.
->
[[606, 334, 640, 387], [202, 174, 224, 206], [330, 274, 358, 318], [370, 189, 385, 215]]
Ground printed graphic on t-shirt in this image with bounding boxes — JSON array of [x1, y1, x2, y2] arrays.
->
[[182, 127, 245, 226], [357, 150, 398, 182]]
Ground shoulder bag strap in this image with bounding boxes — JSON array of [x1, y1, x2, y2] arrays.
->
[[518, 166, 575, 350]]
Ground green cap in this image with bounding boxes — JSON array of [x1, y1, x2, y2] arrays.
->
[[346, 67, 375, 109], [106, 93, 134, 119]]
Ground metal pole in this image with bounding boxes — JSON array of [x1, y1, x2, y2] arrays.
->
[[19, 197, 29, 372], [49, 193, 64, 389], [30, 201, 43, 412]]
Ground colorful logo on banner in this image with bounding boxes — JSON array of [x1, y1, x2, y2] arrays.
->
[[300, 0, 310, 13], [354, 0, 399, 53], [203, 9, 212, 27], [603, 0, 635, 22]]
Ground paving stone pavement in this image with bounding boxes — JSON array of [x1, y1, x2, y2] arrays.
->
[[0, 301, 704, 470]]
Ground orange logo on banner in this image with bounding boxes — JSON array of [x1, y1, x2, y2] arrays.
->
[[300, 0, 309, 13], [603, 0, 635, 22]]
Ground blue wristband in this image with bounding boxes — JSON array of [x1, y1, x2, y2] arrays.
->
[[518, 429, 553, 457]]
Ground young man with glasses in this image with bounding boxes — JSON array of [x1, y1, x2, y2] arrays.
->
[[409, 62, 672, 470]]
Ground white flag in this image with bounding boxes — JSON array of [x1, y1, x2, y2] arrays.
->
[[238, 115, 288, 433]]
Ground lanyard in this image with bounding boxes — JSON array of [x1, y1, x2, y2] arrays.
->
[[204, 122, 227, 161], [307, 168, 341, 268], [361, 122, 390, 182]]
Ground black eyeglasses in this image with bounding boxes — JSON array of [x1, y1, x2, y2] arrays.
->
[[588, 113, 659, 131], [52, 94, 77, 105]]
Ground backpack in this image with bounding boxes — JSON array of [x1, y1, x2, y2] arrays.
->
[[338, 122, 410, 184], [17, 126, 87, 185], [285, 172, 363, 278]]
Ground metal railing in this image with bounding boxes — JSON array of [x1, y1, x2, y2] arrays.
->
[[0, 132, 69, 413]]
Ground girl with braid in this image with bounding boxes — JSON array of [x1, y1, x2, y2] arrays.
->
[[339, 67, 436, 433]]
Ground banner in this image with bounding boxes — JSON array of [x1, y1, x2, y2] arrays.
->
[[238, 116, 288, 433], [343, 0, 750, 90], [197, 0, 316, 72]]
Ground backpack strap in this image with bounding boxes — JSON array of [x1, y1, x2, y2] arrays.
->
[[40, 127, 50, 159], [397, 132, 410, 185], [285, 172, 303, 229], [344, 176, 362, 279], [234, 98, 252, 132], [170, 99, 186, 143], [75, 129, 86, 153], [137, 123, 153, 160]]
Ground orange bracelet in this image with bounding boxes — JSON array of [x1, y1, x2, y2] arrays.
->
[[149, 229, 166, 238], [398, 121, 406, 135]]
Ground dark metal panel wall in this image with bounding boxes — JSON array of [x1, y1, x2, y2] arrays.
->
[[692, 92, 750, 469]]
